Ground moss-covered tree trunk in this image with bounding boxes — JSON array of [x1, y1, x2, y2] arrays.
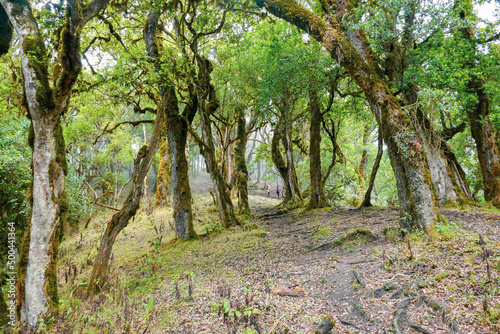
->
[[194, 58, 236, 227], [442, 141, 473, 202], [458, 0, 500, 206], [167, 109, 198, 239], [143, 9, 197, 240], [88, 102, 164, 292], [235, 110, 251, 215], [283, 116, 303, 203], [307, 90, 329, 209], [154, 136, 170, 207], [467, 82, 500, 205], [357, 125, 370, 197], [271, 124, 292, 203], [1, 0, 110, 326], [256, 0, 437, 232], [360, 129, 383, 208], [411, 108, 472, 204]]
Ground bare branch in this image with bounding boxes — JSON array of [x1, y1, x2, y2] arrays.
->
[[93, 202, 120, 211]]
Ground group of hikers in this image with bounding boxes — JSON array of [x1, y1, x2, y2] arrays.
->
[[266, 184, 281, 198]]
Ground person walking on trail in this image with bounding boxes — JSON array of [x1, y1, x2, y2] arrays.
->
[[276, 186, 280, 198], [266, 184, 271, 197]]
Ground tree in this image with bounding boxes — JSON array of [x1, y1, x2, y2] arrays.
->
[[458, 0, 500, 206], [0, 0, 110, 325], [255, 0, 437, 232]]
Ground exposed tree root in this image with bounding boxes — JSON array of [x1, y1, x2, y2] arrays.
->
[[352, 269, 367, 289]]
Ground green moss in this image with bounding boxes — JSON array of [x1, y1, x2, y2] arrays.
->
[[154, 139, 170, 207], [23, 35, 54, 113], [44, 221, 62, 311], [54, 120, 68, 175]]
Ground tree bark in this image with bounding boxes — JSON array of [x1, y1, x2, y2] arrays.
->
[[167, 106, 198, 239], [357, 125, 371, 197], [411, 108, 472, 204], [1, 0, 110, 325], [307, 90, 329, 209], [255, 0, 437, 231], [0, 4, 12, 56], [360, 128, 383, 208], [154, 136, 171, 207], [235, 110, 251, 215], [272, 124, 292, 203]]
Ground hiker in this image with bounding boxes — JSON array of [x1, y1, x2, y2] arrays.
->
[[276, 186, 280, 198], [266, 184, 271, 197]]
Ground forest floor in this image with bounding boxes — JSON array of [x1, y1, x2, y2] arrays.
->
[[44, 188, 500, 334]]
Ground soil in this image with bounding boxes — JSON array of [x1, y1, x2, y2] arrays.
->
[[235, 192, 500, 333]]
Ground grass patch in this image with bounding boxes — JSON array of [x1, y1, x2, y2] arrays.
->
[[50, 196, 268, 333]]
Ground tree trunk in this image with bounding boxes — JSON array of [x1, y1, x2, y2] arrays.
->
[[282, 114, 303, 203], [271, 124, 292, 204], [360, 129, 383, 208], [442, 143, 473, 201], [357, 125, 370, 197], [307, 90, 329, 209], [412, 108, 472, 204], [167, 109, 198, 239], [24, 119, 68, 324], [194, 58, 236, 227], [1, 0, 110, 325], [146, 8, 196, 241], [458, 2, 500, 205], [256, 0, 437, 232], [154, 136, 170, 207], [88, 102, 164, 292], [467, 78, 500, 205], [235, 111, 251, 215]]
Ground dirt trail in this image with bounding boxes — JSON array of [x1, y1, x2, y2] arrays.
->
[[249, 194, 396, 332], [248, 193, 500, 333]]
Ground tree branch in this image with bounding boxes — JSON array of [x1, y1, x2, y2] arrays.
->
[[93, 120, 155, 145], [82, 0, 112, 25], [97, 14, 129, 53], [93, 202, 120, 211], [441, 122, 467, 142]]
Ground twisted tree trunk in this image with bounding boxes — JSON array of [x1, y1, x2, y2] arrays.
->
[[235, 110, 251, 215], [1, 0, 110, 325]]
